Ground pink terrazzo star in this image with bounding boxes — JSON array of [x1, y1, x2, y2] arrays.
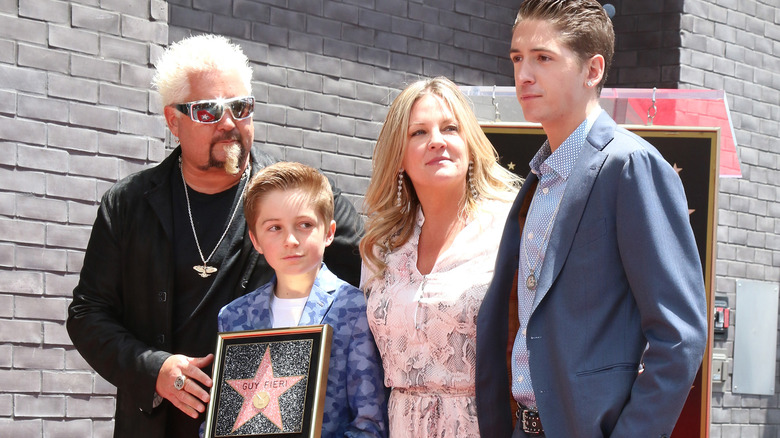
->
[[225, 346, 305, 432]]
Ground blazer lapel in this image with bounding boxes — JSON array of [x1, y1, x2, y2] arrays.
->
[[532, 112, 614, 311], [298, 278, 336, 326]]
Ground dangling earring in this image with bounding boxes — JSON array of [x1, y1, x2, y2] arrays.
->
[[468, 161, 478, 201], [396, 169, 404, 207]]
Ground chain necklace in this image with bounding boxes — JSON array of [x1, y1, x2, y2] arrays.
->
[[179, 157, 250, 278], [522, 186, 563, 291]]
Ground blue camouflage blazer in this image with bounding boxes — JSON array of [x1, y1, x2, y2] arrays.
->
[[218, 264, 388, 438]]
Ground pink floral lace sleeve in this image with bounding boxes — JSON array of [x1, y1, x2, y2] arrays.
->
[[361, 199, 512, 438]]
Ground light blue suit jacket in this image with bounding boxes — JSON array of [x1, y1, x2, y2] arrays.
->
[[476, 112, 707, 438], [218, 264, 388, 438]]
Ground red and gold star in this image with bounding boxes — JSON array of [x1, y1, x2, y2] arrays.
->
[[226, 346, 305, 432]]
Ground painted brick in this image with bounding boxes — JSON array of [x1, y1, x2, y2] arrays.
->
[[43, 371, 94, 394], [424, 59, 455, 79], [48, 125, 99, 154], [251, 22, 288, 47], [65, 349, 92, 372], [334, 173, 369, 196], [94, 420, 115, 438], [169, 5, 211, 32], [374, 30, 407, 53], [66, 396, 116, 418], [286, 108, 320, 129], [375, 0, 406, 17], [302, 131, 338, 153], [0, 192, 14, 215], [323, 77, 357, 99], [0, 419, 42, 437], [119, 110, 166, 138], [17, 43, 69, 73], [0, 168, 46, 195], [267, 125, 303, 147], [322, 152, 354, 174], [15, 394, 66, 418], [286, 147, 322, 168], [306, 15, 341, 41], [269, 86, 304, 109], [338, 99, 375, 121], [234, 0, 271, 22], [0, 295, 11, 318], [288, 70, 323, 93], [46, 223, 92, 250], [0, 14, 47, 45], [340, 61, 376, 83], [97, 132, 148, 160], [99, 35, 149, 65], [213, 16, 252, 40], [306, 53, 342, 77], [68, 201, 99, 226], [355, 120, 382, 141], [16, 247, 68, 272], [289, 30, 324, 54], [49, 25, 99, 55], [338, 136, 373, 158], [0, 393, 10, 416], [14, 346, 65, 370], [391, 16, 423, 39], [358, 46, 391, 68], [43, 321, 72, 346], [0, 320, 43, 343], [390, 52, 423, 75], [15, 295, 66, 323], [17, 195, 68, 223], [323, 2, 357, 24], [439, 10, 470, 32], [18, 94, 69, 125], [0, 89, 15, 116], [0, 116, 46, 145], [0, 216, 45, 245], [120, 63, 156, 89], [358, 9, 392, 32], [69, 155, 119, 181], [118, 161, 148, 181], [72, 4, 120, 34], [71, 53, 121, 82], [304, 92, 339, 115], [46, 174, 96, 203], [322, 114, 355, 137], [341, 24, 376, 45], [0, 64, 47, 95], [17, 145, 69, 174], [192, 0, 230, 15], [121, 15, 167, 45], [44, 273, 79, 298], [0, 242, 13, 267], [100, 0, 150, 17], [44, 418, 93, 438], [49, 74, 99, 104], [70, 101, 119, 132], [99, 83, 149, 113]]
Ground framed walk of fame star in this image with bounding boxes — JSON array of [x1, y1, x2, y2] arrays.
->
[[204, 325, 333, 438]]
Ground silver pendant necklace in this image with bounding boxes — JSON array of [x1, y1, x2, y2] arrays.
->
[[522, 186, 562, 291], [180, 157, 250, 278]]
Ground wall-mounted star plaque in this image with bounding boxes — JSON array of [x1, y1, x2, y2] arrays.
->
[[204, 325, 333, 437]]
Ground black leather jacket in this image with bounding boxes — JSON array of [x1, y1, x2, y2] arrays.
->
[[66, 145, 363, 437]]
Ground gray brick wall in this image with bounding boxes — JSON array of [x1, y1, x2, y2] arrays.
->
[[1, 0, 168, 436], [676, 1, 780, 437], [2, 1, 778, 437]]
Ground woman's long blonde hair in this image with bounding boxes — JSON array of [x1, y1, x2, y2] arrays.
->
[[360, 77, 520, 284]]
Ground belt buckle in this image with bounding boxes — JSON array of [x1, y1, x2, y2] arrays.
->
[[520, 407, 543, 435]]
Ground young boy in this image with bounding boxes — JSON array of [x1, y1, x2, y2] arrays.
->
[[217, 162, 387, 437]]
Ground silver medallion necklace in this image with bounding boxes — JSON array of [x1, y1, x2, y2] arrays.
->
[[179, 157, 249, 278], [522, 186, 562, 291]]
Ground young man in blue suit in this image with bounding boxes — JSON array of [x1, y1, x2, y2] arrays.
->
[[217, 162, 387, 437], [475, 1, 708, 437]]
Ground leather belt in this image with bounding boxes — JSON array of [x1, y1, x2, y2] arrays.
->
[[516, 403, 544, 435]]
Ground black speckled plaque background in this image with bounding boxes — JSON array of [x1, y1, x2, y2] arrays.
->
[[204, 326, 332, 438]]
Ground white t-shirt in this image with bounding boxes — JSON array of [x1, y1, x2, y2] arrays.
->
[[269, 294, 309, 328]]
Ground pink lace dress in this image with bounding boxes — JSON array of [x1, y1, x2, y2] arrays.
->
[[361, 199, 512, 438]]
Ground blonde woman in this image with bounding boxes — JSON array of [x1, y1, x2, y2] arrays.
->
[[360, 77, 520, 437]]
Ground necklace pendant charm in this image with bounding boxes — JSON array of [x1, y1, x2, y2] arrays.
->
[[526, 273, 538, 290], [193, 264, 217, 278]]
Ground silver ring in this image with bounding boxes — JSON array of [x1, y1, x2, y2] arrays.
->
[[174, 375, 186, 390]]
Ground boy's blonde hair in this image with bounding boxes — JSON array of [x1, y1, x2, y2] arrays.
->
[[244, 162, 334, 229]]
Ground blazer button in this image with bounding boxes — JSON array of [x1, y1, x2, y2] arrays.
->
[[158, 291, 167, 302]]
